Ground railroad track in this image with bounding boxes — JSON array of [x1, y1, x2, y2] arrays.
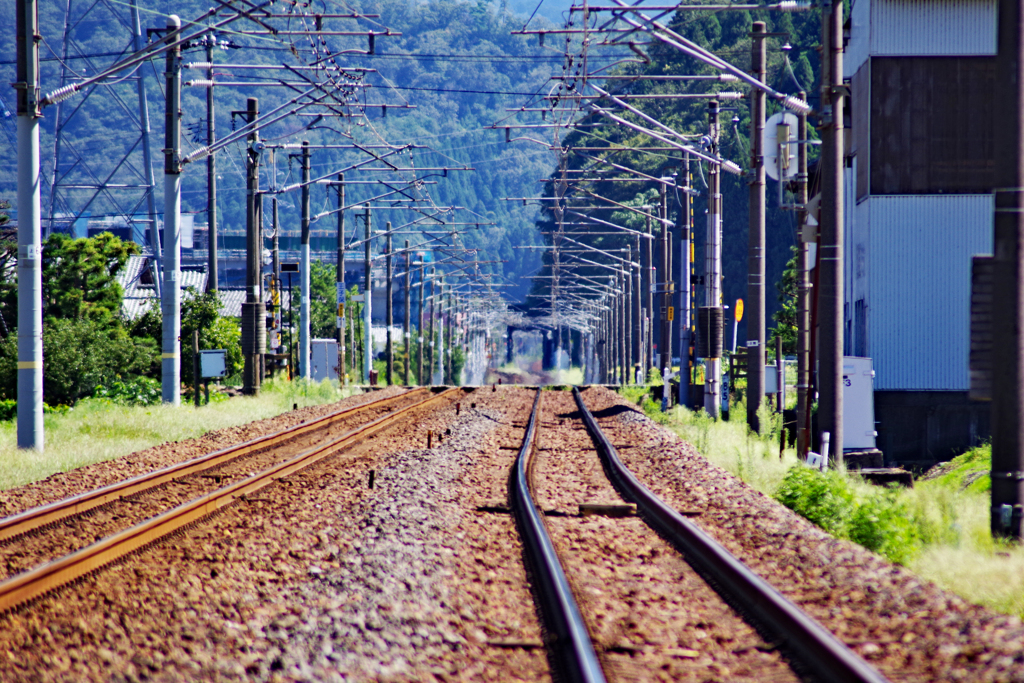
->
[[0, 386, 458, 613], [510, 387, 890, 683]]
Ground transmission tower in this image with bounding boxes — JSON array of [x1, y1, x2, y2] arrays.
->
[[46, 0, 160, 276]]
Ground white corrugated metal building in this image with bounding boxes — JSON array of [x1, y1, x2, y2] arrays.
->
[[843, 0, 995, 465]]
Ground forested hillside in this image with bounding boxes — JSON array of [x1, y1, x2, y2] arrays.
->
[[527, 6, 821, 345], [0, 0, 562, 299]]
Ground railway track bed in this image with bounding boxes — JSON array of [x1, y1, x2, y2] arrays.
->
[[0, 386, 1021, 682]]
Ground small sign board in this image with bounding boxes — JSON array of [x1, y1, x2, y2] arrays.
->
[[199, 350, 227, 378], [281, 263, 299, 273], [336, 282, 346, 301]]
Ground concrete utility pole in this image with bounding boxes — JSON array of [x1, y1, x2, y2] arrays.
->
[[363, 206, 372, 383], [418, 266, 425, 385], [336, 173, 346, 385], [15, 0, 44, 449], [990, 0, 1024, 539], [298, 141, 311, 379], [796, 91, 811, 460], [625, 253, 633, 383], [404, 240, 411, 385], [659, 183, 673, 397], [819, 0, 845, 466], [429, 267, 436, 384], [644, 213, 654, 378], [385, 225, 393, 386], [205, 35, 218, 293], [445, 286, 454, 383], [679, 157, 693, 407], [633, 240, 642, 384], [748, 21, 767, 432], [272, 193, 281, 354], [162, 15, 183, 406], [241, 97, 263, 395], [703, 100, 723, 418]]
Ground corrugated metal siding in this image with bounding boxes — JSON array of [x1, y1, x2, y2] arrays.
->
[[844, 0, 871, 78], [867, 195, 992, 390], [870, 0, 997, 56]]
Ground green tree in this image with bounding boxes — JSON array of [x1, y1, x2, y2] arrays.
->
[[41, 232, 139, 329], [310, 260, 338, 340], [770, 246, 798, 355], [130, 287, 243, 386], [0, 318, 154, 405]]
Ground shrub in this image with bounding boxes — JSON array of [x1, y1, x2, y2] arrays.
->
[[775, 465, 856, 536], [0, 318, 156, 405], [775, 464, 924, 564], [92, 376, 162, 406]]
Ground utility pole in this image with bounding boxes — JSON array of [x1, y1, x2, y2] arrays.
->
[[679, 157, 693, 407], [299, 140, 311, 379], [748, 21, 767, 431], [404, 240, 411, 385], [796, 91, 811, 460], [15, 0, 43, 449], [205, 34, 218, 293], [363, 206, 372, 383], [445, 286, 454, 383], [990, 0, 1024, 539], [336, 173, 346, 385], [626, 255, 633, 384], [162, 15, 183, 406], [660, 183, 673, 398], [644, 213, 654, 378], [241, 97, 262, 395], [386, 225, 393, 385], [272, 192, 281, 363], [703, 100, 723, 418], [632, 241, 641, 384], [418, 266, 425, 385], [819, 0, 845, 466], [429, 267, 436, 384]]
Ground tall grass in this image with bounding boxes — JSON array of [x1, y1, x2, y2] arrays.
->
[[622, 387, 1024, 619], [0, 378, 358, 491]]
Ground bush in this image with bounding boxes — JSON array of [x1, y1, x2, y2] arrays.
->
[[0, 318, 156, 405], [775, 465, 856, 536], [92, 376, 162, 406], [775, 464, 923, 564]]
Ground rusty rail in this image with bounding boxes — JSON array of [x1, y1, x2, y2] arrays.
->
[[572, 387, 890, 683], [0, 387, 458, 613], [0, 387, 429, 544]]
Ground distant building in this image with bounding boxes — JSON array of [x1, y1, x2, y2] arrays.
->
[[843, 0, 994, 467]]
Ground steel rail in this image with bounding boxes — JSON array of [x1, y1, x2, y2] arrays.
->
[[571, 387, 891, 683], [0, 388, 430, 543], [508, 390, 608, 683], [0, 387, 458, 614]]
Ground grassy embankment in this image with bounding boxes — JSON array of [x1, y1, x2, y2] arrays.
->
[[620, 385, 1024, 619], [0, 379, 357, 491]]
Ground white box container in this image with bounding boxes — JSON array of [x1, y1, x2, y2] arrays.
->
[[843, 356, 877, 450]]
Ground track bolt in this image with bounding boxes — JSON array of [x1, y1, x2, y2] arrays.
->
[[456, 403, 461, 415], [427, 430, 433, 448], [368, 470, 375, 489]]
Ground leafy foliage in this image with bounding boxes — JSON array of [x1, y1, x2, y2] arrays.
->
[[92, 376, 163, 406], [0, 318, 155, 405], [775, 465, 922, 564], [41, 232, 139, 328]]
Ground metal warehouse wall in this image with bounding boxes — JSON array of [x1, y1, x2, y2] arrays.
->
[[871, 0, 997, 56], [845, 0, 997, 77], [866, 195, 992, 391]]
